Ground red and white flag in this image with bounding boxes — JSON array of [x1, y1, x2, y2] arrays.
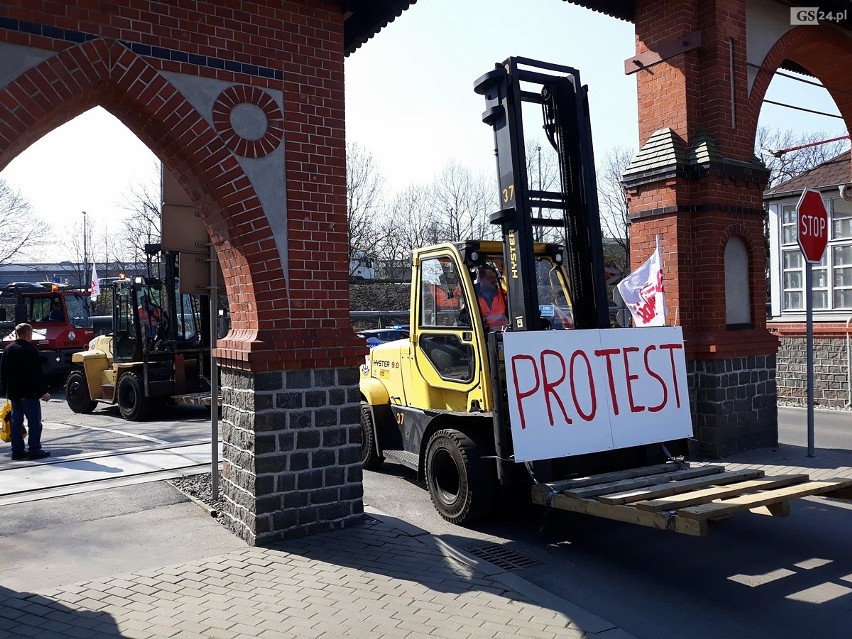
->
[[90, 265, 100, 301], [616, 235, 666, 327]]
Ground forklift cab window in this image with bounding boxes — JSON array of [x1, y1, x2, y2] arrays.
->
[[420, 257, 464, 328], [64, 294, 93, 328], [138, 290, 163, 339], [114, 282, 137, 361], [418, 256, 474, 382], [474, 264, 509, 331], [536, 258, 574, 329], [44, 299, 64, 322]]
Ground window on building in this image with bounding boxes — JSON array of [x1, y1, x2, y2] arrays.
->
[[780, 197, 852, 312]]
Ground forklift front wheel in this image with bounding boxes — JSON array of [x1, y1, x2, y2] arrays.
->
[[360, 402, 385, 470], [425, 429, 494, 525], [117, 372, 152, 421], [65, 370, 97, 414]]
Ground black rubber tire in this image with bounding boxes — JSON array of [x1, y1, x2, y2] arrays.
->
[[117, 372, 151, 421], [424, 429, 495, 525], [360, 402, 384, 470], [65, 370, 97, 414]]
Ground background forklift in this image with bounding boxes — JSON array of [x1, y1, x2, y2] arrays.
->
[[65, 244, 215, 420]]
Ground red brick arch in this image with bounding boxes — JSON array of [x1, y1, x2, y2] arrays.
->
[[0, 38, 285, 368], [746, 25, 852, 153]]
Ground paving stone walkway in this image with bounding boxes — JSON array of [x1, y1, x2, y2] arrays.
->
[[0, 515, 615, 639]]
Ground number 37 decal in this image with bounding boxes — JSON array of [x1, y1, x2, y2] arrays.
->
[[502, 184, 515, 204]]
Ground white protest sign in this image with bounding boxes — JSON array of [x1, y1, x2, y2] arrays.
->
[[503, 327, 693, 462]]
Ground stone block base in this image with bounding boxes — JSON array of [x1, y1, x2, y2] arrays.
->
[[688, 355, 778, 458], [219, 366, 364, 545]]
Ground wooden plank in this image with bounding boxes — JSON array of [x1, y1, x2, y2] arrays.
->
[[530, 490, 707, 536], [823, 486, 852, 500], [565, 465, 725, 499], [540, 462, 699, 493], [678, 477, 852, 521], [633, 475, 808, 512], [599, 469, 765, 505]]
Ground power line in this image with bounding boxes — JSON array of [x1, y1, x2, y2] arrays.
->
[[747, 62, 849, 119], [762, 99, 844, 119]]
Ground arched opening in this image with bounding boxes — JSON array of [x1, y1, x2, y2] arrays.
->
[[1, 106, 161, 293]]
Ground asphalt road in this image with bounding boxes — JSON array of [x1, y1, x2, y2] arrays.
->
[[37, 385, 214, 456], [362, 406, 852, 639]]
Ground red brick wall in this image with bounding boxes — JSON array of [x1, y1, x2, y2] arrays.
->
[[630, 0, 784, 359], [0, 1, 364, 371]]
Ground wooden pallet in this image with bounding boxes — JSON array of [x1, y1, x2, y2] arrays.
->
[[530, 462, 852, 536], [172, 392, 222, 407]]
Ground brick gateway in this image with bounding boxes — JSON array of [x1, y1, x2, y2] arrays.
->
[[1, 1, 850, 542]]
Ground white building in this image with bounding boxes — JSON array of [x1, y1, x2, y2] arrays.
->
[[765, 150, 852, 408]]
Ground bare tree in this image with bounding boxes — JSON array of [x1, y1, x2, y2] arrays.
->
[[347, 142, 385, 277], [428, 160, 496, 242], [0, 179, 46, 264], [376, 184, 434, 281], [597, 146, 634, 275], [756, 127, 850, 188], [118, 172, 161, 263]]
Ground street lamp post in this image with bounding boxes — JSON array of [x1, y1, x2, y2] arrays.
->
[[82, 210, 88, 291]]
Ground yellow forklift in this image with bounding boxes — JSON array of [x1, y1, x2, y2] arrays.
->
[[65, 245, 214, 420], [359, 57, 852, 533]]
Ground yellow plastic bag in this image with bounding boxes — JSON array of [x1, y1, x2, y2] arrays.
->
[[0, 401, 11, 443], [0, 401, 25, 443]]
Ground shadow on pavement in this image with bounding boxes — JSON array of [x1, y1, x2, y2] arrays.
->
[[0, 584, 121, 637]]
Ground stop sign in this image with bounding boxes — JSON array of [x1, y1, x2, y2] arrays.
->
[[796, 188, 828, 263]]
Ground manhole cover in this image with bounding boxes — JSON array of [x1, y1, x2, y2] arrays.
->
[[466, 544, 539, 571]]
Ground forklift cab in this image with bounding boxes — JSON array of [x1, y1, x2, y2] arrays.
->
[[112, 276, 204, 363]]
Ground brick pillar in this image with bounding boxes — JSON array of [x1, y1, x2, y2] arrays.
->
[[0, 0, 367, 542], [221, 367, 363, 545], [627, 0, 779, 457], [210, 2, 369, 543]]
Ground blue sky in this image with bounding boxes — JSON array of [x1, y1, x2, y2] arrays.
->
[[0, 0, 846, 260]]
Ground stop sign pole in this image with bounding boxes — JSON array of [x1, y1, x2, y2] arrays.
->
[[796, 188, 828, 458]]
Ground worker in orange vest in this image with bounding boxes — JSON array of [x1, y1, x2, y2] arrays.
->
[[475, 265, 509, 331]]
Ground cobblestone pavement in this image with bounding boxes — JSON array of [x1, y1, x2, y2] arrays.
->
[[0, 514, 622, 639]]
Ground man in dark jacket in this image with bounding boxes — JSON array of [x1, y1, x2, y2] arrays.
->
[[1, 323, 50, 460]]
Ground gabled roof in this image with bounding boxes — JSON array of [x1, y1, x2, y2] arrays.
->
[[765, 150, 852, 198]]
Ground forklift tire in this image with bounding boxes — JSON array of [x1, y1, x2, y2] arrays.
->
[[117, 372, 152, 421], [425, 429, 495, 525], [360, 402, 384, 470], [65, 370, 97, 414]]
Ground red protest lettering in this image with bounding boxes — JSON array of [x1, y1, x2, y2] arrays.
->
[[643, 345, 667, 412], [621, 346, 644, 413], [540, 349, 572, 426], [569, 349, 597, 421], [659, 343, 683, 408], [633, 292, 657, 324], [510, 354, 540, 430], [593, 347, 621, 415]]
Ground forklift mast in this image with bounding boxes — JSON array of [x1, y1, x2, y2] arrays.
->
[[473, 57, 610, 330]]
